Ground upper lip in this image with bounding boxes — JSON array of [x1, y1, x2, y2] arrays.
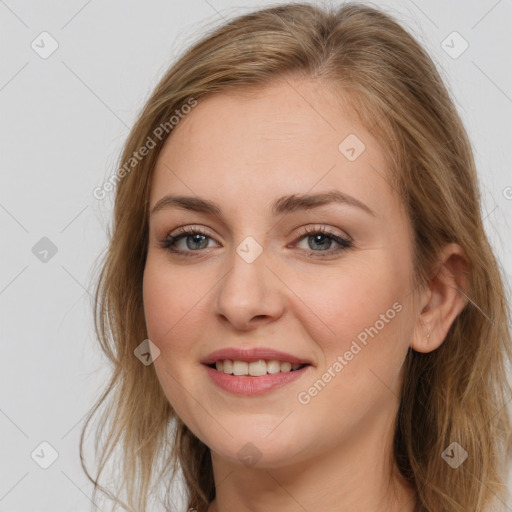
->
[[201, 347, 312, 366]]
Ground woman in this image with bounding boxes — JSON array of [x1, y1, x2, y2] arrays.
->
[[81, 3, 512, 511]]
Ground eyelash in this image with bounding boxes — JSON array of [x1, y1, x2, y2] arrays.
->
[[158, 225, 353, 258]]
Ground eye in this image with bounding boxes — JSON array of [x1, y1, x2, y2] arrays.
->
[[159, 225, 353, 258], [292, 225, 352, 257], [159, 226, 218, 255]]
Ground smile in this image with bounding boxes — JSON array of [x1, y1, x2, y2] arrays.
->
[[203, 361, 311, 396], [210, 359, 308, 376]]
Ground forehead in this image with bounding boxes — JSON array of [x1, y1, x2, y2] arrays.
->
[[150, 79, 399, 221]]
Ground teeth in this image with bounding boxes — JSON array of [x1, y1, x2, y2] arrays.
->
[[280, 362, 292, 372], [267, 360, 281, 374], [249, 360, 267, 376], [213, 359, 305, 376], [233, 361, 248, 375]]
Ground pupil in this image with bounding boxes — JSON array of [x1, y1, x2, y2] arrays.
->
[[309, 234, 330, 251], [187, 234, 208, 250]]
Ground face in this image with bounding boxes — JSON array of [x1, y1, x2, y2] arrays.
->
[[143, 78, 418, 469]]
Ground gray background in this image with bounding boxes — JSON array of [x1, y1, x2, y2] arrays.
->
[[1, 0, 511, 511]]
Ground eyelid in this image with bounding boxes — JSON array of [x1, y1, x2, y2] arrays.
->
[[165, 224, 350, 243], [159, 223, 353, 259], [162, 224, 213, 240], [295, 224, 352, 243]]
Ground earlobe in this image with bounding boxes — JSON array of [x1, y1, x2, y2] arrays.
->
[[411, 243, 470, 354]]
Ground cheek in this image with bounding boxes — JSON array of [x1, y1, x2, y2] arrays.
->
[[293, 268, 411, 439], [142, 257, 206, 347], [142, 260, 206, 422], [294, 259, 410, 358], [293, 259, 413, 425]]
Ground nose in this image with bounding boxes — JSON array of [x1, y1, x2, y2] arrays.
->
[[213, 246, 285, 331]]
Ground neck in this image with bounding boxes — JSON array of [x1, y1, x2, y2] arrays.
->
[[207, 409, 417, 512]]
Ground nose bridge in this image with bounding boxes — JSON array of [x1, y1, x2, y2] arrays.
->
[[213, 236, 284, 328]]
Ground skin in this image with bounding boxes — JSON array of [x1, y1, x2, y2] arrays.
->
[[142, 77, 469, 512]]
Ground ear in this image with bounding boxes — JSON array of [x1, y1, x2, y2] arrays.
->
[[411, 243, 470, 353]]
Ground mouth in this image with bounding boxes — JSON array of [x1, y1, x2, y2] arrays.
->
[[202, 357, 312, 396], [201, 347, 313, 395], [206, 359, 310, 376]]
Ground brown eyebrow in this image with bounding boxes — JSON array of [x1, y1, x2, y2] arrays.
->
[[150, 190, 376, 218]]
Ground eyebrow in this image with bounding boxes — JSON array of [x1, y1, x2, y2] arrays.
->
[[150, 190, 376, 218]]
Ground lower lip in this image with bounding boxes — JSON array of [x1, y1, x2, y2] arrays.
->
[[203, 364, 311, 396]]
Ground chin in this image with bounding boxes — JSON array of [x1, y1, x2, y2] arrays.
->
[[193, 418, 313, 469]]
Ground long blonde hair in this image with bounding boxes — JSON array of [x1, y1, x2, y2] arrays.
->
[[81, 3, 512, 511]]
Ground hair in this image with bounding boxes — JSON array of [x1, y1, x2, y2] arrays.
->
[[81, 2, 512, 511]]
